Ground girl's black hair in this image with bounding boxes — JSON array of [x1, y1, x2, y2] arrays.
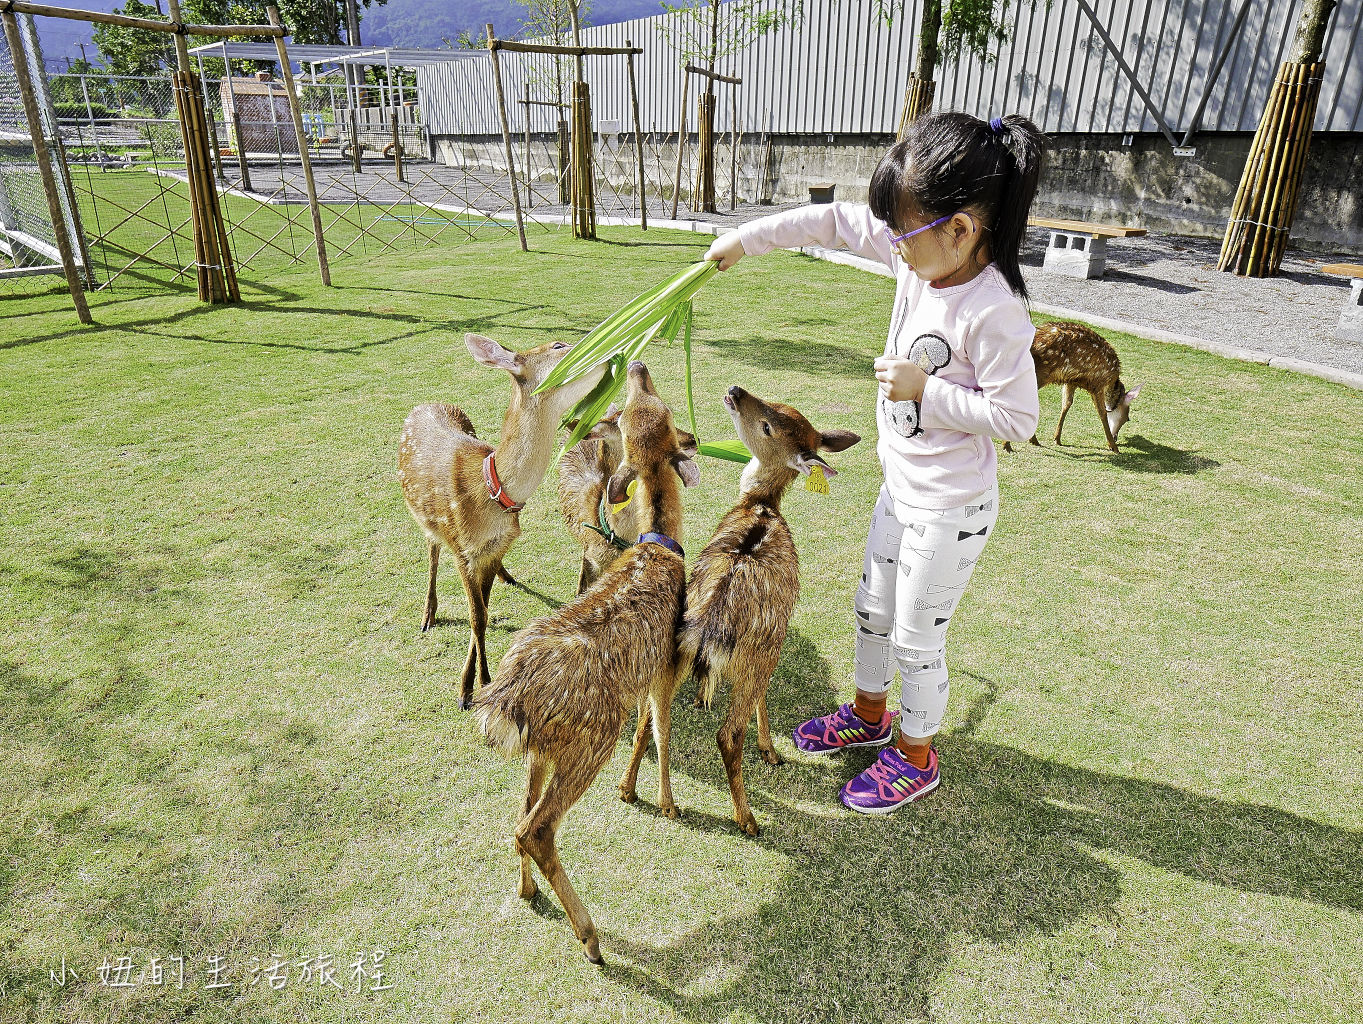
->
[[869, 112, 1046, 301]]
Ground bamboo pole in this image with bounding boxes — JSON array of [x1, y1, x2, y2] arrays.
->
[[0, 0, 285, 36], [1248, 63, 1306, 273], [626, 39, 645, 230], [266, 3, 329, 287], [728, 83, 737, 212], [522, 83, 532, 210], [697, 90, 714, 212], [2, 10, 90, 323], [1219, 64, 1288, 272], [488, 38, 642, 57], [391, 111, 404, 182], [571, 79, 596, 239], [349, 108, 361, 172], [486, 23, 528, 252], [170, 77, 208, 299], [670, 66, 690, 219], [232, 112, 253, 191], [557, 117, 570, 205]]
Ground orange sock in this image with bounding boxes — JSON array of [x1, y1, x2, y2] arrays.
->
[[852, 690, 887, 726], [895, 735, 932, 770]]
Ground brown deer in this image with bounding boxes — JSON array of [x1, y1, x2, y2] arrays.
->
[[1004, 320, 1141, 453], [474, 360, 699, 965], [558, 405, 697, 594], [628, 386, 859, 837], [397, 333, 606, 710]]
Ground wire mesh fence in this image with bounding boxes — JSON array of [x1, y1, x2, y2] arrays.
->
[[0, 13, 86, 296]]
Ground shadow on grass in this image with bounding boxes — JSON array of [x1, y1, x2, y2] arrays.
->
[[601, 679, 1362, 1021], [1029, 434, 1220, 474], [703, 333, 875, 379]]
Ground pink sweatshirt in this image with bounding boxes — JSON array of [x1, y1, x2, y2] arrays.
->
[[736, 202, 1040, 510]]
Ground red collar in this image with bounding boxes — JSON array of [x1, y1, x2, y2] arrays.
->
[[482, 452, 524, 513]]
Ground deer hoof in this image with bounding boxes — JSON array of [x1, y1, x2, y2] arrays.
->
[[738, 815, 760, 837], [584, 946, 604, 966], [618, 786, 637, 804], [459, 697, 472, 711], [659, 802, 680, 820], [759, 748, 784, 766], [519, 877, 538, 901]]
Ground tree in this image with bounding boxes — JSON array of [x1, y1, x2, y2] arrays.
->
[[1218, 0, 1338, 277], [889, 0, 1013, 135], [92, 0, 389, 77], [513, 0, 589, 108], [658, 0, 792, 212]]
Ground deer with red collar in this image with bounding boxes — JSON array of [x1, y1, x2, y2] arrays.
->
[[397, 333, 607, 710], [475, 360, 698, 964], [622, 386, 859, 836]]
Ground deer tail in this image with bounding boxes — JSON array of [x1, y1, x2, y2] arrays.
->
[[474, 688, 528, 758]]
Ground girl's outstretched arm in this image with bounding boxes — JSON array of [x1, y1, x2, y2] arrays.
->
[[919, 300, 1041, 444], [709, 202, 897, 269]]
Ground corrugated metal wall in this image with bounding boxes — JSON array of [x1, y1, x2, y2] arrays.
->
[[418, 0, 1363, 136]]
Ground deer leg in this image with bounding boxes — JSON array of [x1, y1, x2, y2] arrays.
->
[[515, 762, 606, 964], [478, 566, 497, 688], [421, 542, 440, 631], [1054, 383, 1076, 445], [1091, 388, 1119, 452], [718, 674, 762, 837], [456, 560, 488, 711], [618, 701, 653, 804], [518, 753, 548, 900], [650, 672, 682, 819], [497, 564, 518, 587], [754, 688, 783, 765]]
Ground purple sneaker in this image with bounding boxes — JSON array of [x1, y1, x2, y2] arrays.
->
[[792, 704, 896, 755], [840, 745, 939, 814]]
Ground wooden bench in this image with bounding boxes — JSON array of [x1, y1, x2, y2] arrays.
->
[[1322, 263, 1363, 342], [1029, 217, 1147, 280]]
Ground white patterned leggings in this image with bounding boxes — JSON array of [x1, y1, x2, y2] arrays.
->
[[853, 484, 1000, 739]]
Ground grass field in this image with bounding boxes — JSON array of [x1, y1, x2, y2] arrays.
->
[[2, 228, 1361, 1024]]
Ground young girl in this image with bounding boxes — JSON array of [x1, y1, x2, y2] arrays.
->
[[704, 112, 1045, 814]]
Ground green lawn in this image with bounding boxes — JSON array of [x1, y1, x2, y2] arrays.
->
[[2, 228, 1361, 1024]]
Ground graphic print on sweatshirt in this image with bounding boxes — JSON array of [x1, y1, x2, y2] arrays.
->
[[884, 332, 952, 438]]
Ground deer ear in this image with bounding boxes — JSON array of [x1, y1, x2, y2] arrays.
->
[[673, 453, 701, 488], [789, 452, 837, 478], [676, 429, 699, 456], [465, 333, 519, 372], [819, 428, 861, 453], [606, 465, 638, 506], [1125, 384, 1142, 402]]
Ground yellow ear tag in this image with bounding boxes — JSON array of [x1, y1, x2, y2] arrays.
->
[[805, 464, 830, 495], [610, 479, 638, 514]]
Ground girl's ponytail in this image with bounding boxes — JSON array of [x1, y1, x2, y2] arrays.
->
[[990, 115, 1045, 302]]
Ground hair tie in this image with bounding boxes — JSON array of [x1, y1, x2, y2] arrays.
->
[[989, 117, 1005, 135]]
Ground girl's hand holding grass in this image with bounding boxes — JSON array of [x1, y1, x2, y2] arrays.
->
[[704, 231, 746, 271], [874, 356, 927, 402]]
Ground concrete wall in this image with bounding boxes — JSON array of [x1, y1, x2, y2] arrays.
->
[[430, 131, 1363, 250]]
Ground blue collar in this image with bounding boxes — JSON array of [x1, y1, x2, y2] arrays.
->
[[639, 531, 684, 558]]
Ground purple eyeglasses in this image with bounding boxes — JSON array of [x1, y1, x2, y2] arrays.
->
[[884, 213, 953, 247]]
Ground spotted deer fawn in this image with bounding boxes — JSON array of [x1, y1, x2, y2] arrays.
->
[[661, 386, 859, 837], [558, 405, 697, 594], [397, 333, 606, 710], [475, 361, 699, 965], [1004, 320, 1141, 453]]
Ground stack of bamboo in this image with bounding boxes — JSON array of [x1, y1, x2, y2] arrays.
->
[[696, 92, 715, 213], [897, 74, 935, 139], [571, 80, 596, 240], [172, 71, 238, 303], [1218, 62, 1324, 278]]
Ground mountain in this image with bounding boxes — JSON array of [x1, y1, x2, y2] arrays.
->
[[30, 0, 670, 66]]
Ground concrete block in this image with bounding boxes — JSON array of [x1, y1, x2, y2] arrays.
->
[[1042, 231, 1106, 279], [1338, 278, 1363, 343]]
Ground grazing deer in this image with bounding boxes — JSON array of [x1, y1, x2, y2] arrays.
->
[[558, 405, 697, 594], [644, 386, 858, 837], [1004, 320, 1141, 453], [475, 361, 699, 965], [398, 333, 606, 710]]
